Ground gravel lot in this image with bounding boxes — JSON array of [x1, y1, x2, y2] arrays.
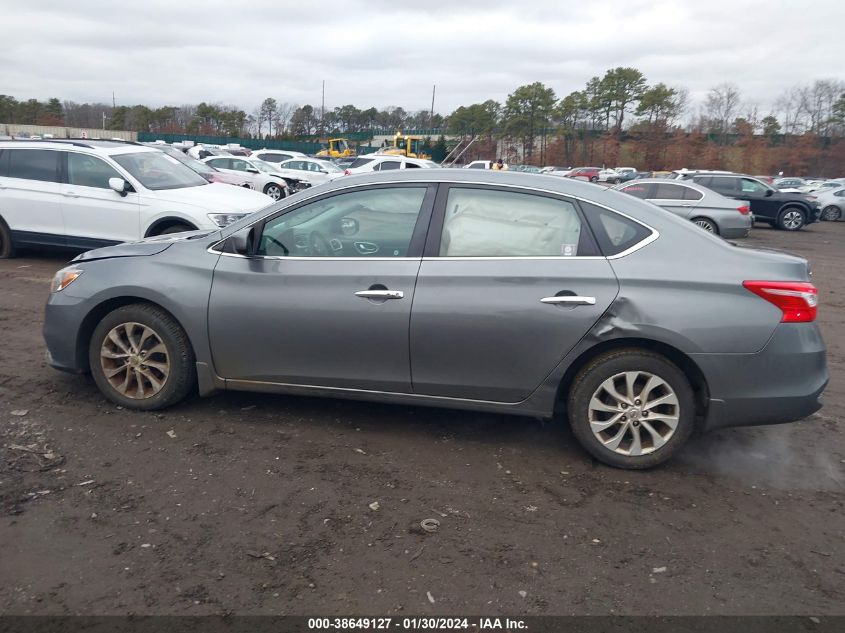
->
[[1, 222, 843, 616]]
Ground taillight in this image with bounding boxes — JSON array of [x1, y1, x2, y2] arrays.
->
[[737, 205, 750, 215], [743, 281, 818, 323]]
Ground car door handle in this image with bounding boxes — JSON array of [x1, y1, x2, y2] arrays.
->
[[63, 191, 79, 198], [541, 295, 596, 306], [355, 290, 404, 300]]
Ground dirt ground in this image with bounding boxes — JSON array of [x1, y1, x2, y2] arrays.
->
[[0, 222, 843, 616]]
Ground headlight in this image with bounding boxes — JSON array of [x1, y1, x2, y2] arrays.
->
[[51, 268, 83, 293], [207, 213, 248, 228]]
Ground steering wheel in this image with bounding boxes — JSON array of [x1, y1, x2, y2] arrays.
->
[[264, 235, 288, 256], [309, 231, 332, 257]]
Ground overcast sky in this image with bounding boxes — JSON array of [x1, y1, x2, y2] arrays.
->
[[2, 0, 843, 117]]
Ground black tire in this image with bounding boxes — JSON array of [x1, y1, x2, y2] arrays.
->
[[88, 303, 196, 411], [0, 217, 15, 259], [589, 176, 599, 182], [821, 205, 842, 222], [691, 217, 719, 234], [264, 182, 285, 200], [567, 348, 696, 469], [158, 223, 194, 235], [776, 207, 806, 231]]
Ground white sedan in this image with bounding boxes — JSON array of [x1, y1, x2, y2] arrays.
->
[[202, 156, 293, 200], [272, 158, 345, 186], [345, 155, 439, 174]]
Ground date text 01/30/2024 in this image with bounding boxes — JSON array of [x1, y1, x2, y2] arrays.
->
[[307, 617, 527, 630]]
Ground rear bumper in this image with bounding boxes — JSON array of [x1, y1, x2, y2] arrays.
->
[[694, 323, 828, 431]]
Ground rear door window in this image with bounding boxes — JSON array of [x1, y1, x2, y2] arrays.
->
[[7, 149, 60, 182], [348, 157, 374, 169], [438, 187, 590, 257], [377, 161, 402, 171], [206, 158, 230, 170], [681, 186, 703, 201]]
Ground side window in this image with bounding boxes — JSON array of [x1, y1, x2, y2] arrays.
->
[[262, 153, 282, 162], [7, 149, 60, 182], [692, 176, 712, 188], [207, 158, 229, 169], [620, 183, 654, 199], [653, 183, 689, 199], [257, 187, 428, 258], [710, 177, 740, 194], [0, 149, 8, 177], [67, 153, 122, 189], [379, 161, 401, 171], [468, 162, 485, 169], [286, 161, 304, 171], [580, 201, 653, 257], [682, 186, 703, 201], [439, 188, 585, 257], [741, 178, 768, 194], [306, 162, 321, 172], [230, 159, 250, 171], [405, 162, 421, 169]]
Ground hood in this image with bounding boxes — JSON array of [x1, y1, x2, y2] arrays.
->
[[72, 230, 220, 263], [146, 182, 271, 213]]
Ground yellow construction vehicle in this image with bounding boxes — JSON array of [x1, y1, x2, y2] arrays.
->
[[379, 130, 431, 160], [316, 138, 355, 158]]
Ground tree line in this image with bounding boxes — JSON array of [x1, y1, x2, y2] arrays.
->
[[2, 68, 844, 174]]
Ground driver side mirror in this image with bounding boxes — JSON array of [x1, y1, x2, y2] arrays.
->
[[229, 226, 255, 256], [319, 169, 328, 174], [765, 188, 774, 197], [246, 168, 259, 174], [108, 177, 130, 197]]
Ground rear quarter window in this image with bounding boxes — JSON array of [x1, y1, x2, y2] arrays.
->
[[580, 201, 654, 257], [620, 183, 654, 199]]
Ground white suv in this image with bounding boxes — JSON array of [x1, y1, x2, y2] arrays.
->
[[0, 140, 271, 258]]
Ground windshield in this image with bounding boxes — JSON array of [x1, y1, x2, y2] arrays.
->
[[159, 148, 216, 176], [252, 160, 278, 174], [316, 161, 343, 173], [113, 152, 208, 190]]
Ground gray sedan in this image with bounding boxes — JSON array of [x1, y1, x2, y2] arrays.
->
[[43, 170, 828, 469], [614, 179, 752, 238]]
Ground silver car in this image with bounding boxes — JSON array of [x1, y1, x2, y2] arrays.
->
[[816, 187, 844, 221], [614, 179, 752, 237], [43, 170, 828, 469]]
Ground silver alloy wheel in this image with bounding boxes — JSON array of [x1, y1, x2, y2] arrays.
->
[[693, 218, 716, 233], [782, 210, 804, 229], [587, 371, 680, 456], [100, 322, 170, 399], [822, 205, 842, 221], [265, 184, 283, 200]]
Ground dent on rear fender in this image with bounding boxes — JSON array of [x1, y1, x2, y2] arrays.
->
[[584, 296, 703, 353]]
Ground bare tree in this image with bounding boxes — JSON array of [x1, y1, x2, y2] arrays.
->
[[706, 83, 741, 142]]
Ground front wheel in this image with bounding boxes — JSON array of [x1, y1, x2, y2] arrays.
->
[[88, 304, 196, 410], [821, 205, 842, 221], [777, 208, 806, 231], [567, 349, 695, 469], [264, 182, 285, 200], [589, 176, 599, 182]]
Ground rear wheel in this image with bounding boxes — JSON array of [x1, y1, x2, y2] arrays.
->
[[589, 176, 599, 182], [691, 217, 719, 234], [0, 218, 15, 259], [777, 207, 806, 231], [88, 304, 195, 410], [821, 205, 842, 221], [264, 182, 285, 200], [567, 349, 695, 469]]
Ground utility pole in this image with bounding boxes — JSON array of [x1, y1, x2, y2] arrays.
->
[[430, 85, 436, 130], [112, 92, 116, 109], [102, 111, 106, 130], [321, 80, 325, 137]]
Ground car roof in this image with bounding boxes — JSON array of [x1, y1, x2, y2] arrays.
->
[[616, 178, 713, 193], [0, 139, 158, 156]]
